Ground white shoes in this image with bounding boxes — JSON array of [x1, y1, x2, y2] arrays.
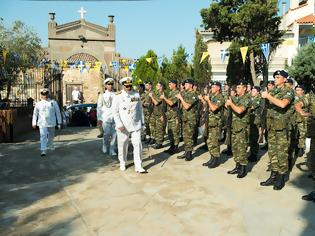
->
[[41, 151, 46, 157], [120, 165, 126, 171], [102, 146, 108, 154]]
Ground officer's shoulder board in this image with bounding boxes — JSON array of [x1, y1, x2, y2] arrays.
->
[[116, 91, 122, 95]]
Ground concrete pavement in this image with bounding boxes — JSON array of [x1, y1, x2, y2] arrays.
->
[[0, 127, 315, 236]]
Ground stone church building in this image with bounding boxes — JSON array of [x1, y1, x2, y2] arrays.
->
[[48, 9, 117, 105]]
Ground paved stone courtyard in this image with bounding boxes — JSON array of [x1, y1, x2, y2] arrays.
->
[[0, 127, 315, 236]]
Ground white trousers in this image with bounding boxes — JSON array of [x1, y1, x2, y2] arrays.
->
[[39, 127, 55, 151], [117, 129, 143, 170], [102, 121, 117, 154]]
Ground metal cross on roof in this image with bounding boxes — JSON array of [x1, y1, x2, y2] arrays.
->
[[78, 7, 87, 19]]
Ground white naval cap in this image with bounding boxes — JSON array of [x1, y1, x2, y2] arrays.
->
[[104, 77, 114, 85], [119, 77, 133, 86], [40, 88, 49, 94]]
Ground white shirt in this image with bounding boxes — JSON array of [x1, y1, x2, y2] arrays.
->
[[32, 99, 62, 128], [97, 90, 115, 123], [112, 89, 144, 132], [72, 90, 80, 101]]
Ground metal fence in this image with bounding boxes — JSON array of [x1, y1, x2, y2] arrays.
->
[[0, 67, 62, 108]]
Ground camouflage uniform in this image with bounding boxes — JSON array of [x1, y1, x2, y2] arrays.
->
[[307, 93, 315, 180], [295, 94, 308, 150], [182, 91, 198, 152], [286, 91, 297, 163], [249, 95, 261, 157], [231, 94, 251, 166], [149, 91, 166, 145], [141, 90, 153, 139], [166, 89, 180, 148], [267, 86, 294, 174], [207, 93, 225, 158]]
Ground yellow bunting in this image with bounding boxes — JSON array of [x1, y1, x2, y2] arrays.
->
[[240, 47, 248, 64], [94, 61, 102, 71], [146, 58, 152, 63], [200, 52, 209, 64], [3, 50, 7, 64], [282, 39, 294, 45]]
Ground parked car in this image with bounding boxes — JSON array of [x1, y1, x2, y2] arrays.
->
[[65, 103, 97, 127]]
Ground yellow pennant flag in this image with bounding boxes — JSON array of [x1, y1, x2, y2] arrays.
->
[[200, 52, 209, 64], [94, 61, 102, 71], [240, 47, 248, 64], [3, 50, 7, 64], [282, 39, 294, 46], [146, 58, 152, 63]]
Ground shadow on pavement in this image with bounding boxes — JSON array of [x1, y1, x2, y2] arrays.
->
[[289, 153, 315, 235], [0, 127, 118, 235]]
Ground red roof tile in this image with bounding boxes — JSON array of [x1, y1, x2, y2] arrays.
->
[[296, 14, 315, 24]]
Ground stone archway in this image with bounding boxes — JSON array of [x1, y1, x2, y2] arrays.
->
[[67, 53, 99, 64]]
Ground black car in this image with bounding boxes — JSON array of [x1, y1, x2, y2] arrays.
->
[[65, 103, 97, 127]]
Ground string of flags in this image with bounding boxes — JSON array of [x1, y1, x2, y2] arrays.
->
[[199, 38, 307, 64]]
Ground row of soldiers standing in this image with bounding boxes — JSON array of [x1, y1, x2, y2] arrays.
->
[[140, 70, 315, 197]]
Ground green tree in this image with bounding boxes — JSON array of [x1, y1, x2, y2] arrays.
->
[[193, 31, 212, 86], [288, 42, 315, 92], [160, 45, 190, 84], [133, 49, 159, 85], [170, 45, 190, 82], [200, 0, 283, 85], [0, 20, 42, 99]]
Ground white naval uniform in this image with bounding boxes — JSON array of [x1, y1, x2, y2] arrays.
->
[[97, 90, 117, 155], [112, 89, 145, 170], [32, 99, 62, 151]]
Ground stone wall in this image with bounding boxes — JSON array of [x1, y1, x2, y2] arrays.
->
[[62, 68, 103, 105]]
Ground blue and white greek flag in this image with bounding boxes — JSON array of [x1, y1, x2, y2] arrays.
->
[[260, 43, 270, 60], [220, 49, 228, 63]]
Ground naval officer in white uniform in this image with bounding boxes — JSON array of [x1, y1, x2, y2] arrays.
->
[[32, 88, 62, 156], [112, 77, 147, 173], [97, 77, 117, 156]]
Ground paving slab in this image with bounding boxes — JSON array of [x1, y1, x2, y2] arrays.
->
[[0, 127, 315, 236]]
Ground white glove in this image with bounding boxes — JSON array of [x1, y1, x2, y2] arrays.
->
[[57, 124, 61, 130]]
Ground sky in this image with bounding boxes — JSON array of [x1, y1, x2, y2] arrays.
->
[[0, 0, 216, 59]]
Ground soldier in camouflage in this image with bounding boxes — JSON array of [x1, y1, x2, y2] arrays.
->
[[201, 81, 225, 168], [260, 70, 294, 190], [176, 78, 198, 161], [226, 81, 251, 178], [149, 82, 166, 149], [142, 81, 154, 144], [294, 85, 308, 157], [285, 78, 297, 170], [160, 79, 180, 155], [248, 86, 261, 162], [295, 88, 315, 201]]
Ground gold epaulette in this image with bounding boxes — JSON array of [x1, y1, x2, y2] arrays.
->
[[116, 91, 122, 95]]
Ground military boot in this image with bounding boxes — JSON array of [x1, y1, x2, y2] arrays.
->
[[185, 151, 193, 161], [202, 156, 213, 167], [237, 165, 247, 178], [260, 171, 277, 186], [273, 174, 285, 190], [177, 152, 187, 159], [172, 145, 179, 154], [208, 157, 220, 169], [302, 191, 315, 202], [227, 163, 240, 174], [164, 145, 174, 154], [222, 146, 232, 156]]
